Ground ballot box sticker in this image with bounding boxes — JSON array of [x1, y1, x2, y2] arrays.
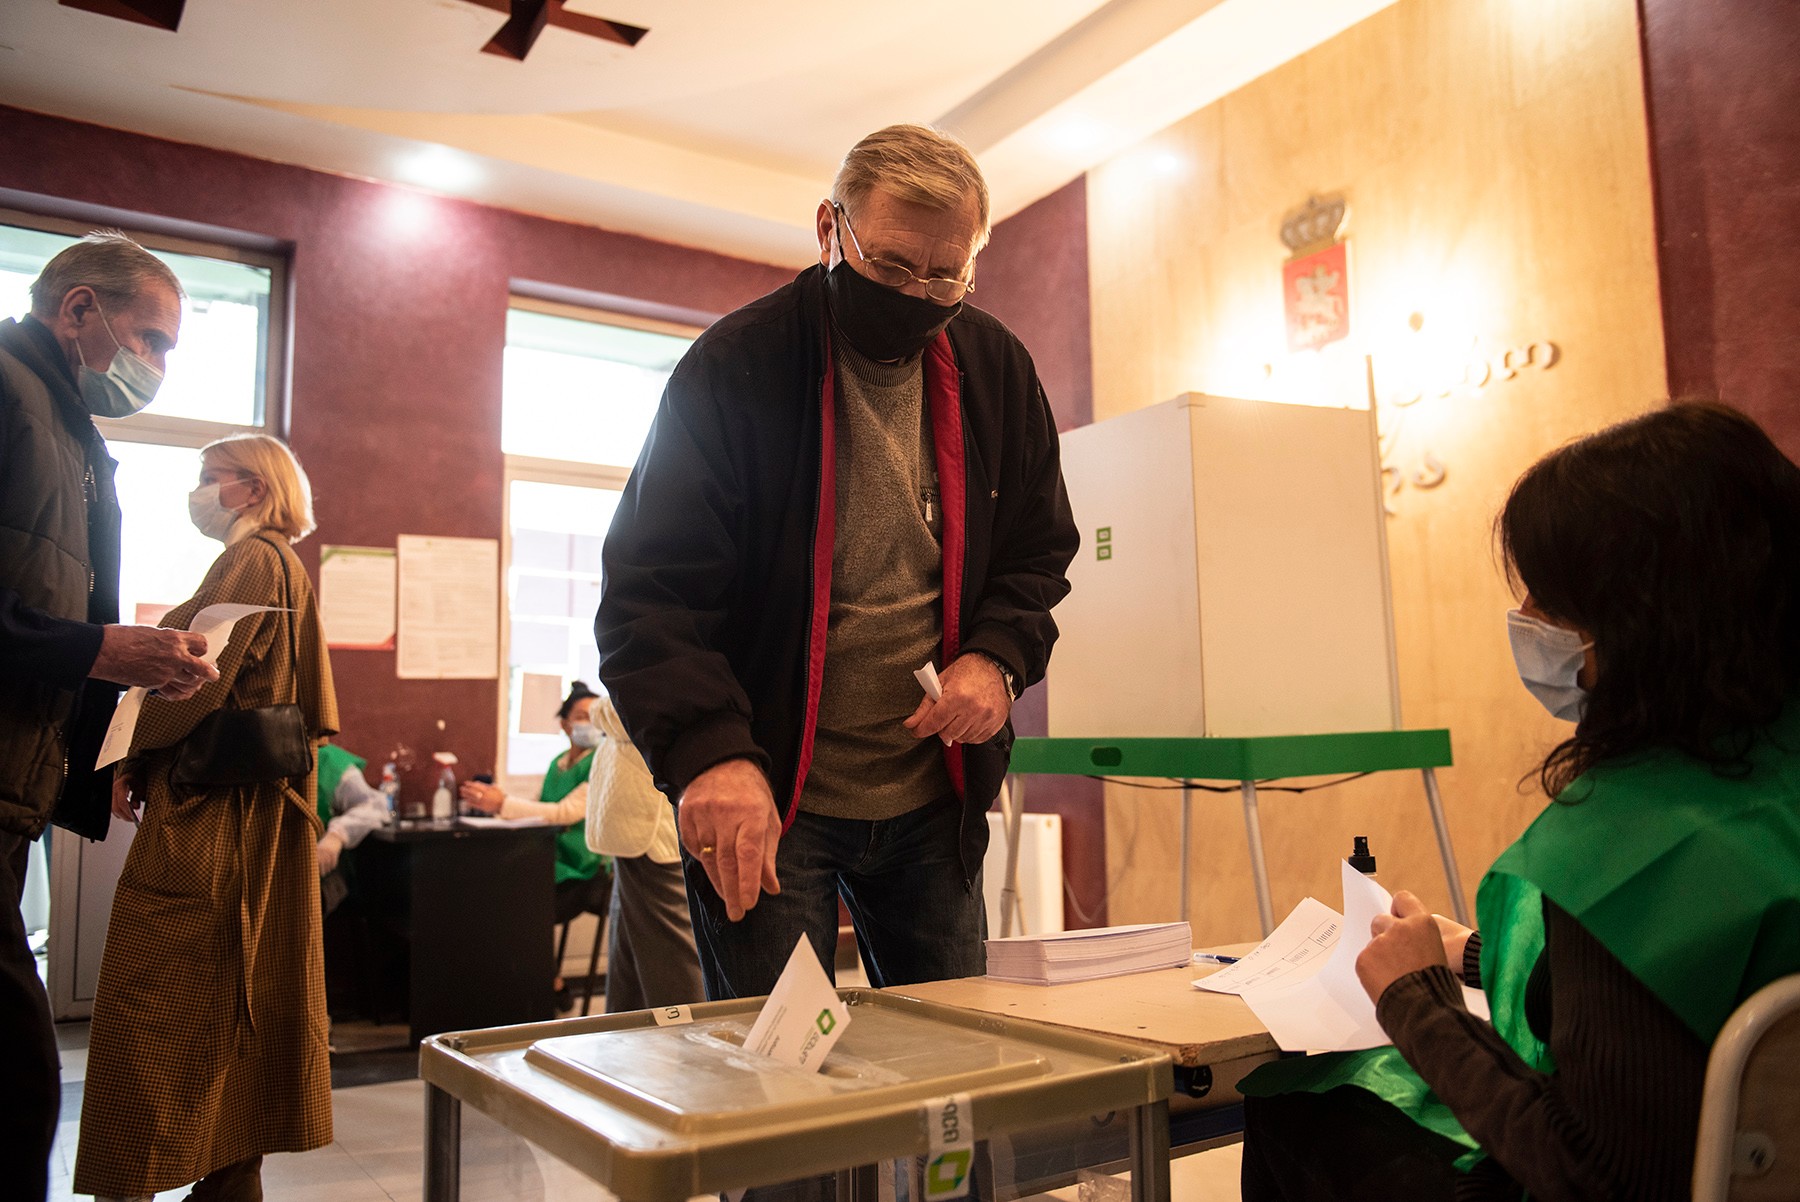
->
[[1096, 545, 1112, 561], [923, 1092, 974, 1200], [651, 1005, 694, 1027]]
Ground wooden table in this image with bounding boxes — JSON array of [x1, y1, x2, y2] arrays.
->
[[891, 951, 1278, 1153]]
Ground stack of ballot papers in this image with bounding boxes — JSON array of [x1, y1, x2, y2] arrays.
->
[[986, 921, 1192, 984], [1193, 861, 1489, 1052]]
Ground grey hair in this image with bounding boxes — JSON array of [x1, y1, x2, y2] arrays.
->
[[831, 125, 991, 252], [29, 230, 185, 319]]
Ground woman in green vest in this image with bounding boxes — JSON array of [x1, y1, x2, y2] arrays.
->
[[1241, 403, 1800, 1201], [459, 681, 612, 1008]]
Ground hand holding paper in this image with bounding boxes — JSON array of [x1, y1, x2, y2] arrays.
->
[[1355, 889, 1449, 1001]]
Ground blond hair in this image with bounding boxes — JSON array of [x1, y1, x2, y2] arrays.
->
[[831, 125, 991, 251], [201, 433, 316, 543], [29, 230, 184, 318]]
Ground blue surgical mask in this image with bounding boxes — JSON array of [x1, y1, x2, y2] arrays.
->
[[1506, 608, 1591, 722], [569, 722, 601, 750], [75, 304, 164, 418]]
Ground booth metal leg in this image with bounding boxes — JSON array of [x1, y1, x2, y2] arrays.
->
[[424, 1082, 462, 1202], [1127, 1099, 1172, 1202], [1240, 781, 1275, 936], [1179, 786, 1193, 925], [837, 1162, 880, 1201], [1421, 768, 1471, 925], [1000, 774, 1026, 938]]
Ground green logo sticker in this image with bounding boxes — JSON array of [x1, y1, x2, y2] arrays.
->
[[1096, 526, 1112, 542], [926, 1149, 972, 1196], [1096, 545, 1112, 560], [815, 1009, 836, 1035]]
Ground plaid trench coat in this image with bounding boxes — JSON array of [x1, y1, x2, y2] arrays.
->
[[74, 532, 339, 1196]]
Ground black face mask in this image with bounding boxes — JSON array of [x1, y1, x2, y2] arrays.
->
[[824, 258, 961, 363]]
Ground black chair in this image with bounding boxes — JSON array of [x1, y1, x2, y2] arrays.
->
[[553, 868, 614, 1016]]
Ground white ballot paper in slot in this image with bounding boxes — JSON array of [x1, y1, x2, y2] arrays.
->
[[96, 604, 287, 770], [744, 935, 851, 1072], [1195, 861, 1488, 1052]]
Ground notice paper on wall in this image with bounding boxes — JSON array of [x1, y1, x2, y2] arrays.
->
[[319, 545, 396, 650], [744, 935, 850, 1072], [396, 535, 499, 680], [96, 603, 287, 770], [1194, 861, 1489, 1052]]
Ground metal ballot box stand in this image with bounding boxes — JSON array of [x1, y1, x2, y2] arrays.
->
[[420, 990, 1174, 1202]]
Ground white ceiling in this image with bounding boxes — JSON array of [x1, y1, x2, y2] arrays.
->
[[0, 0, 1394, 267]]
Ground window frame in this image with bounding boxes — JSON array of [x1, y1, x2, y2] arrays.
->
[[0, 204, 289, 448], [496, 296, 702, 795]]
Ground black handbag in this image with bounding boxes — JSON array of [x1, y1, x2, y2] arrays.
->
[[169, 537, 316, 789]]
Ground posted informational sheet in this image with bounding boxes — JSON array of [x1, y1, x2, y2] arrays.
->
[[396, 535, 499, 680], [96, 603, 286, 769], [1196, 861, 1489, 1053], [319, 545, 396, 650]]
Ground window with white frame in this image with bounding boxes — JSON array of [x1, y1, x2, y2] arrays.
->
[[0, 211, 286, 625], [500, 299, 697, 782]]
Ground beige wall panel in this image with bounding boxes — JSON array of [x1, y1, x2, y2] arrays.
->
[[1086, 0, 1666, 941]]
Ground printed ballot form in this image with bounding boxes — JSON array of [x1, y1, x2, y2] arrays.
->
[[744, 936, 851, 1072], [97, 603, 287, 770], [1196, 861, 1489, 1052]]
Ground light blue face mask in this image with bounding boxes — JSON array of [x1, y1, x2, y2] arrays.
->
[[75, 303, 164, 419], [1506, 608, 1591, 722]]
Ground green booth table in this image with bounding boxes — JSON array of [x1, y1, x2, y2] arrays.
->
[[1007, 730, 1466, 934]]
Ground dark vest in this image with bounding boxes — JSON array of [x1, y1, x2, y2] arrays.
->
[[0, 316, 122, 836]]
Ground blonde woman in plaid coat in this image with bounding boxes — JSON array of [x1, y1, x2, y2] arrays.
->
[[75, 434, 338, 1202]]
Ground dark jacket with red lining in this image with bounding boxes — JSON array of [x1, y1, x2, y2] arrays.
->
[[597, 265, 1078, 880]]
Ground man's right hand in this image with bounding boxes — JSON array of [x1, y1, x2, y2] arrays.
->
[[90, 625, 216, 699], [677, 758, 782, 922]]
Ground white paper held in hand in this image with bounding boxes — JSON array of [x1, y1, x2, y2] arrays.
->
[[913, 661, 953, 745], [96, 604, 289, 770], [744, 935, 851, 1072]]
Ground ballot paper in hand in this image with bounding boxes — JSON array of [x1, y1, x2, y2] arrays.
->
[[1195, 861, 1488, 1052], [743, 936, 851, 1072], [96, 604, 288, 770]]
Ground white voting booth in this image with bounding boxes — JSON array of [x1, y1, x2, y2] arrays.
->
[[1050, 392, 1398, 738]]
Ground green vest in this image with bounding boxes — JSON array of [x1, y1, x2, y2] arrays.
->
[[1244, 705, 1800, 1170], [544, 748, 604, 885], [314, 742, 368, 827]]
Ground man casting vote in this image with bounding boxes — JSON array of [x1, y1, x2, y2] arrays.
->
[[598, 124, 1078, 999]]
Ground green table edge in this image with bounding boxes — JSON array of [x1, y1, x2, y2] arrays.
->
[[1009, 730, 1453, 779]]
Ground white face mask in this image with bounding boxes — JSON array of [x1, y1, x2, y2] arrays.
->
[[1506, 608, 1591, 723], [75, 303, 164, 419], [569, 721, 601, 750], [187, 482, 241, 542]]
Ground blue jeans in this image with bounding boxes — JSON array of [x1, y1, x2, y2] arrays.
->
[[683, 794, 987, 999]]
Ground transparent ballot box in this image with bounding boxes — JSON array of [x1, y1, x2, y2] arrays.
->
[[420, 989, 1174, 1201]]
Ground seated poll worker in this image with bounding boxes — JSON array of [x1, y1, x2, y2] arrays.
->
[[596, 124, 1078, 999], [459, 681, 612, 1006], [313, 740, 388, 917], [1240, 402, 1800, 1202]]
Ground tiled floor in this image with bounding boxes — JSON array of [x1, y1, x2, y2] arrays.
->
[[48, 1021, 1243, 1201]]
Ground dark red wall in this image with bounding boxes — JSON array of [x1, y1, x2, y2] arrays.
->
[[1639, 0, 1800, 454], [968, 178, 1106, 926], [0, 105, 791, 797]]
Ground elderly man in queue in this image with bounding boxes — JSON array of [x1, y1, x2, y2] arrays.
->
[[598, 124, 1078, 1001], [0, 231, 217, 1201]]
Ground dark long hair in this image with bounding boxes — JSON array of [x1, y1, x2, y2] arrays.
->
[[1499, 402, 1800, 796]]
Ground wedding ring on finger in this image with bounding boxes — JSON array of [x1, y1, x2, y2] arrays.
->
[[699, 844, 716, 855]]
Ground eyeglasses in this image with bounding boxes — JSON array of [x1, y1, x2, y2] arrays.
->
[[832, 202, 974, 305]]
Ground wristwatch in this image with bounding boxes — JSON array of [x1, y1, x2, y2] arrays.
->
[[972, 650, 1018, 701]]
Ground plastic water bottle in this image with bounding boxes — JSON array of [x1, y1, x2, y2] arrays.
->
[[379, 761, 400, 820], [431, 766, 455, 820]]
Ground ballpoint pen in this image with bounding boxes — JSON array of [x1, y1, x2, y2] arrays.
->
[[1192, 952, 1240, 965]]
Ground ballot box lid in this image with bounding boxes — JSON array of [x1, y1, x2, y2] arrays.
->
[[420, 988, 1172, 1200]]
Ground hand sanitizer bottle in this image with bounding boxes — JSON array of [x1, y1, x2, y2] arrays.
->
[[431, 766, 455, 820], [379, 760, 400, 820], [1349, 835, 1378, 879]]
